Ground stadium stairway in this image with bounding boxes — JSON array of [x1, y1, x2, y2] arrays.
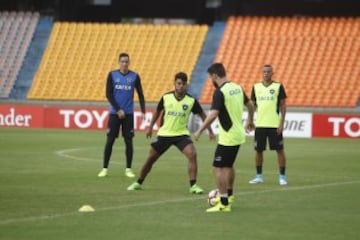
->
[[10, 16, 53, 99], [188, 21, 225, 99]]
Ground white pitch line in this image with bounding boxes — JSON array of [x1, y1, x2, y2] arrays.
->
[[55, 147, 151, 164], [1, 180, 359, 226], [55, 148, 103, 163], [55, 147, 343, 177], [55, 145, 214, 163]]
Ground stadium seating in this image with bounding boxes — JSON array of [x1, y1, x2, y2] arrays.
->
[[0, 11, 39, 98], [199, 16, 360, 107], [27, 22, 208, 102]]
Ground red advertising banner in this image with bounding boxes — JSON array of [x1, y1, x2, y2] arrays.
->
[[43, 106, 109, 130], [0, 104, 44, 128], [2, 104, 359, 139], [0, 104, 159, 132], [312, 113, 360, 138]]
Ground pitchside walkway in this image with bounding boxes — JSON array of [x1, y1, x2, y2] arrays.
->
[[188, 21, 225, 99]]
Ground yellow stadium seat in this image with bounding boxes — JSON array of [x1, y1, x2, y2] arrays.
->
[[28, 22, 208, 102]]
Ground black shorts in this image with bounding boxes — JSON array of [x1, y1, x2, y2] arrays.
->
[[151, 135, 193, 156], [107, 114, 134, 139], [212, 144, 240, 168], [254, 128, 284, 151]]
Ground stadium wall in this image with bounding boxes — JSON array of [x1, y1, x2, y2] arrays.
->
[[1, 104, 359, 139]]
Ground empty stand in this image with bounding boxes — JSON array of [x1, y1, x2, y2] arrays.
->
[[0, 11, 39, 98], [200, 16, 360, 108], [27, 23, 208, 102]]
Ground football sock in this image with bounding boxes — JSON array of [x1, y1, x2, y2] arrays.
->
[[280, 166, 286, 175], [256, 166, 262, 174], [103, 137, 115, 168], [220, 194, 229, 206], [137, 178, 144, 184], [228, 189, 233, 197], [190, 179, 196, 186], [124, 138, 133, 168]]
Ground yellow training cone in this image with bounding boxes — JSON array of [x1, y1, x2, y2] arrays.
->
[[78, 205, 95, 212]]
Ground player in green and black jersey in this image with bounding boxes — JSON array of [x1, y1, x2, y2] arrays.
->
[[248, 65, 288, 186], [194, 63, 255, 212], [127, 72, 215, 194]]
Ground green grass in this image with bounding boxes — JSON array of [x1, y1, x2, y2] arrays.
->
[[0, 128, 359, 240]]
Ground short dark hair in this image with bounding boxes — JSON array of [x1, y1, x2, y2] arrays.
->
[[207, 63, 226, 78], [263, 64, 272, 68], [119, 52, 130, 60], [175, 72, 188, 83]]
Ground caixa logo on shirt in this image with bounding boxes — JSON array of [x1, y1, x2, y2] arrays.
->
[[115, 84, 132, 90]]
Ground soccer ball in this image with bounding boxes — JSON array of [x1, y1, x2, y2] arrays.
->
[[207, 189, 219, 206]]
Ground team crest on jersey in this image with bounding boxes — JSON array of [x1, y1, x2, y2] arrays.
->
[[127, 77, 133, 83], [182, 104, 188, 111], [269, 89, 275, 94]]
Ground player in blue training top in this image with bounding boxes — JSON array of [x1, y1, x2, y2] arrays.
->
[[98, 52, 145, 178]]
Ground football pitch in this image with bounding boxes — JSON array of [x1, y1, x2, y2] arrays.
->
[[0, 128, 359, 240]]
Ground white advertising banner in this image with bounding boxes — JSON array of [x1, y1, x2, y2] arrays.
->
[[282, 113, 312, 138], [190, 112, 312, 138]]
